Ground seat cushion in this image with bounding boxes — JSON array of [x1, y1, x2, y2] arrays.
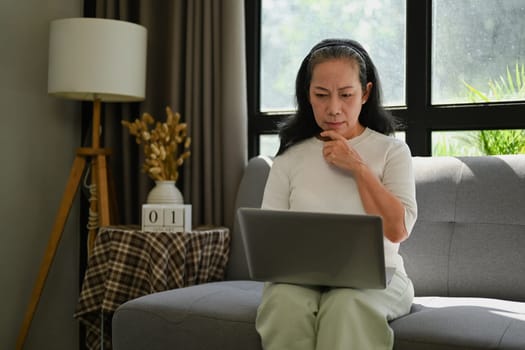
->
[[391, 297, 525, 350], [113, 284, 525, 350], [112, 281, 264, 350]]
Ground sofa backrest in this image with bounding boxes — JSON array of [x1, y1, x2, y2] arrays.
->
[[401, 155, 525, 301], [227, 155, 525, 302], [226, 156, 272, 280]]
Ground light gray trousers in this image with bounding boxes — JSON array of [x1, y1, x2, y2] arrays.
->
[[256, 270, 414, 350]]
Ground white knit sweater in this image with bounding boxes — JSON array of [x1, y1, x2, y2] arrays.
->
[[262, 128, 417, 274]]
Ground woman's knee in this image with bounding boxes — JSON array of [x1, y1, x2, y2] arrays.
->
[[257, 283, 321, 338], [260, 283, 321, 312], [320, 288, 383, 316], [321, 288, 362, 305]]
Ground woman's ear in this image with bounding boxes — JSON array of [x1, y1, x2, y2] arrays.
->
[[362, 82, 373, 104]]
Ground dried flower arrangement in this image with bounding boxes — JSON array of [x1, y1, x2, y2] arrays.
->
[[122, 106, 191, 182]]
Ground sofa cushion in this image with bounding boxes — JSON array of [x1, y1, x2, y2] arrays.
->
[[391, 297, 525, 350], [112, 281, 264, 350], [112, 155, 525, 350], [402, 156, 525, 300]]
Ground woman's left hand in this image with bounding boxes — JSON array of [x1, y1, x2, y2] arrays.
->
[[320, 130, 364, 174]]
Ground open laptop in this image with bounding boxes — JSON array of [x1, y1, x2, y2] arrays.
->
[[237, 207, 395, 289]]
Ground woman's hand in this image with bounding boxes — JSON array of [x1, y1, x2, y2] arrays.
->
[[320, 130, 364, 174]]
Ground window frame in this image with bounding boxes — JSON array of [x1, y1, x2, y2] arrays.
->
[[245, 0, 525, 157]]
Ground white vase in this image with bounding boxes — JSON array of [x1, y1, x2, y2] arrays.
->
[[146, 180, 184, 204]]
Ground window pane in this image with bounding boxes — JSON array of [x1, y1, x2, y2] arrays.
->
[[261, 0, 406, 112], [259, 134, 280, 157], [432, 130, 525, 156], [432, 0, 525, 105], [394, 131, 406, 142]]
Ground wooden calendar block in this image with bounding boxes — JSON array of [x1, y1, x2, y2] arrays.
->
[[163, 207, 184, 226], [142, 204, 192, 233], [142, 206, 164, 228]]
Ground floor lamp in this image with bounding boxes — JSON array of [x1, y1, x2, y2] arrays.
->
[[16, 18, 147, 350]]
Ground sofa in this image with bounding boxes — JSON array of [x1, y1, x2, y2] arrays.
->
[[112, 155, 525, 350]]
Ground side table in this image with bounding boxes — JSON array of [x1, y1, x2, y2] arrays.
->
[[74, 225, 230, 350]]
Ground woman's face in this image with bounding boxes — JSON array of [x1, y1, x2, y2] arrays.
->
[[309, 58, 372, 139]]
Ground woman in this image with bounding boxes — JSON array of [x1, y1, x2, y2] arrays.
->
[[256, 39, 417, 349]]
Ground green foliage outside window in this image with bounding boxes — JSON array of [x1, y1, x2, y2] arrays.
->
[[463, 63, 525, 102], [433, 129, 525, 156], [477, 130, 525, 155]]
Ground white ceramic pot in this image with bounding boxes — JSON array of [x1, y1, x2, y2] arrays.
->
[[146, 180, 184, 204]]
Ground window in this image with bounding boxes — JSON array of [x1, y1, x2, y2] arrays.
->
[[260, 0, 406, 111], [432, 0, 525, 105], [259, 134, 279, 157], [246, 0, 525, 157]]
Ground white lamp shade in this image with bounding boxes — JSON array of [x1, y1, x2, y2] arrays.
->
[[48, 18, 147, 102]]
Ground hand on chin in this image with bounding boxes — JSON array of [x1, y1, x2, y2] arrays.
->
[[320, 129, 347, 142]]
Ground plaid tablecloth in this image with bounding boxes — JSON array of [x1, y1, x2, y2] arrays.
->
[[74, 225, 230, 350]]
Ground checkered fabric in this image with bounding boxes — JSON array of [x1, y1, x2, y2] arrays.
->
[[74, 225, 230, 350]]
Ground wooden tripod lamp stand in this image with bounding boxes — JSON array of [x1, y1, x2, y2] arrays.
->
[[16, 18, 147, 350]]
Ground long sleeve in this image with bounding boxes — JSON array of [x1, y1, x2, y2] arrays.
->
[[261, 158, 291, 210]]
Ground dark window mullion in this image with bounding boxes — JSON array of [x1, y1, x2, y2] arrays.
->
[[422, 103, 525, 131], [245, 0, 262, 157], [405, 0, 432, 156]]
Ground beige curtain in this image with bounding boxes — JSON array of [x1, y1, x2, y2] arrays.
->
[[91, 0, 247, 228]]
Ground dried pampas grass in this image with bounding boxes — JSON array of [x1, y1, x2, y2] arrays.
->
[[122, 106, 191, 182]]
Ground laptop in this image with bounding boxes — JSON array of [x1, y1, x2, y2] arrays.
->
[[237, 207, 395, 289]]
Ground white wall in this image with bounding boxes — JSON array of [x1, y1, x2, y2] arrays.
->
[[0, 0, 83, 349]]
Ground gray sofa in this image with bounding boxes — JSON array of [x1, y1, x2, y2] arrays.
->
[[113, 155, 525, 350]]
